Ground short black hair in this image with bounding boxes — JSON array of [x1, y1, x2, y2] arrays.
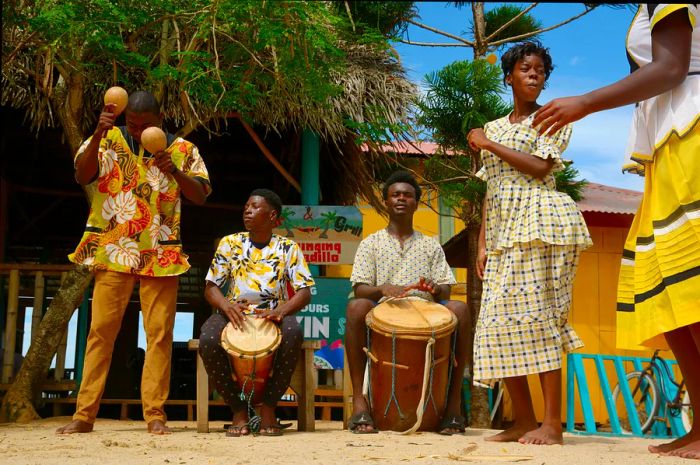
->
[[501, 41, 554, 87], [250, 188, 282, 216], [382, 170, 421, 202], [126, 90, 161, 115]]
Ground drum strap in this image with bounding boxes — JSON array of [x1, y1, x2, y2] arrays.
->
[[421, 329, 439, 417], [401, 334, 436, 434]]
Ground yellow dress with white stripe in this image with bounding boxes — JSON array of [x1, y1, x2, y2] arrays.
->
[[616, 4, 700, 350]]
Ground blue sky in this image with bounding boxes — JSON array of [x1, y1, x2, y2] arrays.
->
[[395, 2, 643, 191]]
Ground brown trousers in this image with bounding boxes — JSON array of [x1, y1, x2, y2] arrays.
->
[[73, 271, 178, 424]]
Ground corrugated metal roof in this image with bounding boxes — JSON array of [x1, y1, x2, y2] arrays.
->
[[361, 141, 456, 156], [577, 182, 641, 215]]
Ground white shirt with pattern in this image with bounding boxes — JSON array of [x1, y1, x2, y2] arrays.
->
[[206, 232, 315, 313], [350, 229, 456, 301]]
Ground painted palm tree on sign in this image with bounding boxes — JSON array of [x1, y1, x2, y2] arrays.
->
[[319, 211, 338, 238], [279, 208, 296, 238]]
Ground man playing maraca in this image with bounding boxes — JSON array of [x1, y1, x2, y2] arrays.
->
[[56, 90, 211, 435]]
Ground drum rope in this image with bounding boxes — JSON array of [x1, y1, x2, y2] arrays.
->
[[384, 330, 405, 420], [421, 328, 438, 416], [236, 356, 261, 433], [401, 335, 435, 434], [366, 323, 373, 409]]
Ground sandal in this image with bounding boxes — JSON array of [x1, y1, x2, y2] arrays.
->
[[258, 425, 283, 437], [348, 412, 379, 434], [225, 424, 250, 437], [438, 415, 466, 436]]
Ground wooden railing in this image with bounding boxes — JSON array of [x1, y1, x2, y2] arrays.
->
[[0, 264, 75, 385]]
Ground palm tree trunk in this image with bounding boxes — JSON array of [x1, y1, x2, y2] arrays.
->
[[465, 224, 490, 428], [0, 266, 93, 422]]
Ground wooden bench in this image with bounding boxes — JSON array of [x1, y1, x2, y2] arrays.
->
[[187, 338, 322, 433]]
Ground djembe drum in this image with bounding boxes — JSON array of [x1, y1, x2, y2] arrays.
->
[[365, 297, 457, 432], [221, 317, 282, 405]]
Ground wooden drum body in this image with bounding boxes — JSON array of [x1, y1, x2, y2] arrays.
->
[[221, 317, 281, 405], [365, 298, 457, 432]]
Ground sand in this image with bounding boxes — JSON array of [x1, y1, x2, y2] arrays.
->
[[0, 418, 690, 465]]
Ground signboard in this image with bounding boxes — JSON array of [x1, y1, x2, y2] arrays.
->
[[273, 205, 362, 264], [296, 277, 351, 369]]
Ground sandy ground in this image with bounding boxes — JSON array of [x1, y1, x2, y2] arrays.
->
[[0, 417, 691, 465]]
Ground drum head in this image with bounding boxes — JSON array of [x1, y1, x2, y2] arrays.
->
[[221, 317, 281, 357], [367, 297, 456, 337]]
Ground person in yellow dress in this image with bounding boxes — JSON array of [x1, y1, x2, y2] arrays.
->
[[468, 41, 591, 445], [534, 4, 700, 459]]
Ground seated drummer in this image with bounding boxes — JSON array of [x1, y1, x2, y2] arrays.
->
[[199, 189, 315, 437], [345, 170, 471, 435]]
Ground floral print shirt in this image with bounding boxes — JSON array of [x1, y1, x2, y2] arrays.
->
[[69, 127, 211, 276], [206, 233, 315, 313]]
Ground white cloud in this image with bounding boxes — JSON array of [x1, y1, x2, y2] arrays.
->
[[569, 56, 584, 67]]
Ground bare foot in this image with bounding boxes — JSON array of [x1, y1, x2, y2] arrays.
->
[[649, 433, 696, 454], [485, 423, 537, 442], [661, 438, 700, 459], [518, 424, 563, 445], [147, 419, 171, 435], [56, 420, 94, 434]]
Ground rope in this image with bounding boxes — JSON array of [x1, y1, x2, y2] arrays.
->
[[365, 323, 373, 409], [421, 328, 438, 416], [236, 356, 261, 434], [400, 336, 435, 434], [384, 330, 405, 419]]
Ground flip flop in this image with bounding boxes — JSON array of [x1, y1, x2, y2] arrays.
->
[[348, 412, 379, 434], [438, 415, 466, 435], [225, 425, 250, 437], [258, 425, 283, 437]]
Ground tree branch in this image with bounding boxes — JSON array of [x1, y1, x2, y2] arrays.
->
[[405, 18, 474, 45], [485, 3, 538, 42], [397, 38, 468, 48], [489, 6, 595, 48]]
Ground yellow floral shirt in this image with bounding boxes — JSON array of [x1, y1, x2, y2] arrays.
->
[[206, 233, 315, 313], [69, 127, 211, 276]]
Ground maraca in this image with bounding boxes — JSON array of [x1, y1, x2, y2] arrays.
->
[[103, 86, 128, 116], [141, 127, 167, 154]]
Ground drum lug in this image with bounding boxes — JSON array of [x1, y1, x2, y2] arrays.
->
[[381, 361, 410, 370], [363, 347, 378, 364]]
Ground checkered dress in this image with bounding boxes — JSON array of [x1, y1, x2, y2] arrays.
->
[[473, 114, 592, 384]]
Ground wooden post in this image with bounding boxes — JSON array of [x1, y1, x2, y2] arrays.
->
[[188, 339, 209, 433], [31, 271, 45, 342], [2, 269, 20, 383], [54, 272, 69, 381]]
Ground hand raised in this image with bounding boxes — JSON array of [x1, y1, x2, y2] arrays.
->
[[94, 104, 117, 137]]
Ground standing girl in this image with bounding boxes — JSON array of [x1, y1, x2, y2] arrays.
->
[[468, 41, 592, 445], [534, 4, 700, 458]]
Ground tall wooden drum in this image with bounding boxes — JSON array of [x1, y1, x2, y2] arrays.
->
[[365, 297, 457, 432], [221, 317, 281, 405]]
